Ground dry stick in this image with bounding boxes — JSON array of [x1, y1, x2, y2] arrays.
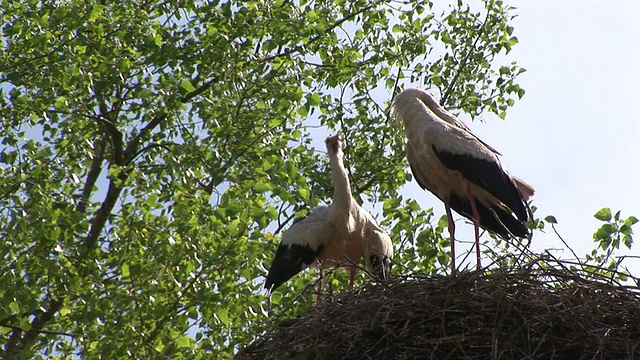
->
[[253, 258, 640, 359], [550, 223, 583, 270]]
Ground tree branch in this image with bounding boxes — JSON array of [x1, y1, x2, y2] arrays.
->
[[274, 213, 297, 235], [355, 176, 378, 195], [84, 179, 123, 252], [94, 86, 125, 166], [0, 322, 73, 338], [180, 77, 217, 103], [122, 113, 166, 164], [3, 299, 62, 360], [76, 136, 106, 215], [441, 10, 490, 106]]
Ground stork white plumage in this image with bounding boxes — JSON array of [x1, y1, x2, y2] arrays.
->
[[264, 135, 394, 294], [392, 88, 534, 274]]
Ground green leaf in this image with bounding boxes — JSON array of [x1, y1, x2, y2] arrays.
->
[[138, 89, 153, 99], [217, 308, 229, 326], [270, 291, 282, 305], [153, 33, 163, 47], [19, 318, 32, 331], [54, 96, 68, 110], [291, 129, 303, 140], [544, 215, 557, 224], [88, 4, 106, 22], [9, 301, 20, 314], [594, 208, 612, 222], [147, 193, 159, 208], [297, 188, 310, 201], [254, 182, 272, 193], [200, 339, 214, 351], [50, 227, 61, 241], [297, 105, 309, 117], [307, 93, 321, 107], [180, 80, 196, 93], [176, 336, 192, 349], [121, 263, 130, 279]]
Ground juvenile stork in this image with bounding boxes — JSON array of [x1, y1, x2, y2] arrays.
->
[[264, 135, 393, 294], [392, 88, 534, 274]]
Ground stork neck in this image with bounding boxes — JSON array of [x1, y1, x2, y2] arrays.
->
[[329, 152, 352, 212]]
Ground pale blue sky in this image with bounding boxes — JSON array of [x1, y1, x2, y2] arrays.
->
[[411, 1, 640, 271]]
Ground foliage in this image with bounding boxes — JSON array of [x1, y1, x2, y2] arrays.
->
[[1, 0, 527, 358], [517, 209, 639, 285], [585, 208, 638, 280]]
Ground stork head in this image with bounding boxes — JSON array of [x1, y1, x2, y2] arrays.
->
[[324, 134, 342, 156], [392, 88, 469, 130], [369, 229, 394, 280], [391, 88, 442, 124]]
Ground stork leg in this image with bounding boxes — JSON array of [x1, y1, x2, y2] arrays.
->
[[348, 267, 356, 290], [444, 196, 456, 276], [467, 185, 482, 271], [327, 268, 334, 300], [316, 261, 324, 303]]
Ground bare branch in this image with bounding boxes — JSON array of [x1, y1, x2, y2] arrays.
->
[[274, 213, 297, 235], [3, 299, 62, 360], [76, 136, 106, 214], [441, 10, 490, 106], [84, 180, 122, 251], [0, 322, 73, 338], [122, 113, 167, 164]]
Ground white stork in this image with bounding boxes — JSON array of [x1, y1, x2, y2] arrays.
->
[[392, 88, 534, 274], [264, 135, 394, 294]]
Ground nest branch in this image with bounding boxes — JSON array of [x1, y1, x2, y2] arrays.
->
[[239, 256, 640, 360]]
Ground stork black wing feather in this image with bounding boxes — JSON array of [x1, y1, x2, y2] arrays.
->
[[264, 243, 324, 293], [432, 145, 528, 222], [448, 193, 510, 238]]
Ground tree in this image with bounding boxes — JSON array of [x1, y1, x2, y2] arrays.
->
[[0, 0, 525, 358]]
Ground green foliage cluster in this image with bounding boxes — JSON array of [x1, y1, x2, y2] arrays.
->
[[586, 208, 638, 279], [538, 209, 637, 284], [0, 0, 539, 358]]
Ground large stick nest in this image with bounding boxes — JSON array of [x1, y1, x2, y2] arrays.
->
[[238, 258, 640, 359]]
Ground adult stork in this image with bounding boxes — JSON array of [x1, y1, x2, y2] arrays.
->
[[264, 135, 394, 295], [391, 88, 534, 274]]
